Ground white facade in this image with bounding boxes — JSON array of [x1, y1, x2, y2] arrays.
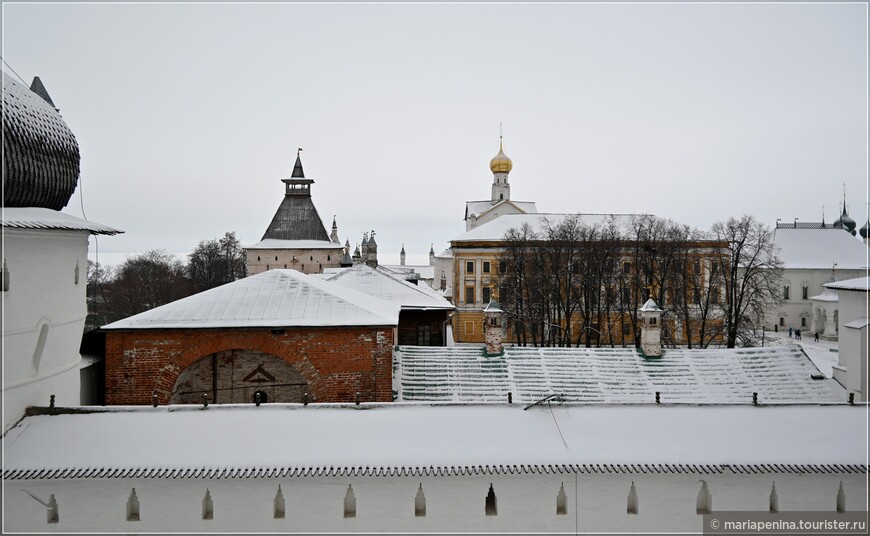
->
[[2, 404, 865, 532], [2, 227, 91, 431], [828, 277, 869, 401], [3, 472, 864, 533], [768, 226, 868, 334]]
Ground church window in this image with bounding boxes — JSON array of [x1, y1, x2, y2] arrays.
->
[[327, 255, 331, 261], [466, 261, 474, 274], [693, 287, 701, 304], [466, 286, 475, 304], [802, 286, 808, 300], [310, 256, 313, 261], [483, 261, 491, 273], [485, 484, 497, 516], [693, 261, 701, 273], [622, 288, 631, 304], [623, 262, 631, 274], [783, 286, 790, 300], [301, 264, 305, 271], [801, 317, 806, 327], [498, 261, 506, 273], [649, 317, 656, 326], [500, 194, 504, 200], [711, 261, 720, 273], [711, 287, 720, 304], [779, 317, 785, 327], [257, 256, 260, 261], [556, 483, 568, 515], [275, 256, 278, 261], [482, 287, 491, 303]]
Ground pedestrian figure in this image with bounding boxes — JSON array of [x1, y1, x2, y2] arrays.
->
[[796, 329, 801, 340], [774, 324, 778, 333], [814, 332, 819, 342], [788, 327, 793, 338]]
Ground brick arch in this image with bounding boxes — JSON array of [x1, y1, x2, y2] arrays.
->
[[152, 331, 326, 404]]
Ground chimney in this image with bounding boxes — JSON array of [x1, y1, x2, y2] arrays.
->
[[639, 299, 663, 358], [483, 300, 504, 356]]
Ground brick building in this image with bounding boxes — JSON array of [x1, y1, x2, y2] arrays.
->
[[102, 269, 398, 405]]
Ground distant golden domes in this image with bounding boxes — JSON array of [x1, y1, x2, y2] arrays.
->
[[489, 137, 512, 174]]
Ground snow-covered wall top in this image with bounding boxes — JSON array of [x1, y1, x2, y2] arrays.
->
[[2, 207, 122, 235], [102, 269, 399, 330], [2, 405, 865, 477], [773, 228, 868, 270], [245, 239, 343, 250], [394, 345, 845, 404]]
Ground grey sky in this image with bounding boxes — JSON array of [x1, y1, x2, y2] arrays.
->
[[3, 3, 867, 266]]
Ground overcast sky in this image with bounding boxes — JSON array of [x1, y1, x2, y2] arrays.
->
[[3, 3, 867, 267]]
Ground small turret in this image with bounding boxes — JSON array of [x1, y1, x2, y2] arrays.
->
[[366, 231, 378, 268], [429, 244, 435, 266], [330, 216, 340, 244], [400, 244, 406, 266], [639, 299, 663, 358], [341, 239, 353, 267]]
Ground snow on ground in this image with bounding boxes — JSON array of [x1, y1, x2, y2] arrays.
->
[[764, 331, 839, 378]]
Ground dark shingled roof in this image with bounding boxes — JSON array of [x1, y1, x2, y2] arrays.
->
[[261, 154, 330, 241], [3, 73, 80, 210]]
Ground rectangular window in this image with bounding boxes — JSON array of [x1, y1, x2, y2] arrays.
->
[[482, 261, 491, 273], [693, 261, 701, 273], [783, 286, 790, 300], [622, 323, 630, 336], [802, 286, 808, 300], [417, 325, 431, 346], [800, 317, 806, 327], [466, 261, 474, 274], [498, 261, 506, 273], [623, 262, 631, 274], [622, 288, 631, 304], [466, 286, 475, 304], [482, 287, 491, 303], [693, 287, 701, 305], [711, 261, 719, 273], [711, 287, 720, 304], [779, 317, 785, 327]]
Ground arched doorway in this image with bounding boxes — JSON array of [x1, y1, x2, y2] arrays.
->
[[170, 349, 309, 404]]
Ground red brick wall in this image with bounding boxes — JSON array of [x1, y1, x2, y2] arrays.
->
[[104, 326, 394, 405]]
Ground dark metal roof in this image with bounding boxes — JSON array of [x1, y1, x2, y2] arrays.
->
[[3, 73, 80, 210], [28, 76, 56, 109], [291, 153, 305, 178], [262, 192, 331, 241]]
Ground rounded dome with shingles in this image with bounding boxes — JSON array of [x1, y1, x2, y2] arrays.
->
[[3, 73, 80, 210]]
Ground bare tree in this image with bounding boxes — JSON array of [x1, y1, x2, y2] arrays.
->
[[102, 250, 191, 321], [712, 215, 783, 348], [188, 232, 246, 291]]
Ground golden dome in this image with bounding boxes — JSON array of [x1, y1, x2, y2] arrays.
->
[[489, 137, 513, 174]]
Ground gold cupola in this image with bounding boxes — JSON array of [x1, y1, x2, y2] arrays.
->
[[489, 136, 513, 174]]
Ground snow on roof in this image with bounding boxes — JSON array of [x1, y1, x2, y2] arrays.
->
[[381, 264, 436, 280], [824, 276, 870, 292], [772, 228, 868, 270], [844, 318, 869, 329], [245, 238, 344, 250], [102, 269, 399, 330], [809, 288, 839, 302], [465, 200, 538, 220], [2, 405, 863, 477], [640, 299, 661, 312], [327, 264, 453, 311], [452, 213, 641, 243], [2, 207, 122, 235], [394, 345, 845, 404]]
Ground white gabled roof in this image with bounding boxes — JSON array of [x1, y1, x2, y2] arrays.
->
[[327, 264, 453, 311], [395, 345, 845, 404], [102, 269, 399, 330], [773, 228, 868, 270], [2, 405, 864, 476], [2, 207, 122, 235], [453, 213, 641, 243], [825, 276, 870, 292], [245, 238, 344, 250], [465, 199, 538, 220]]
